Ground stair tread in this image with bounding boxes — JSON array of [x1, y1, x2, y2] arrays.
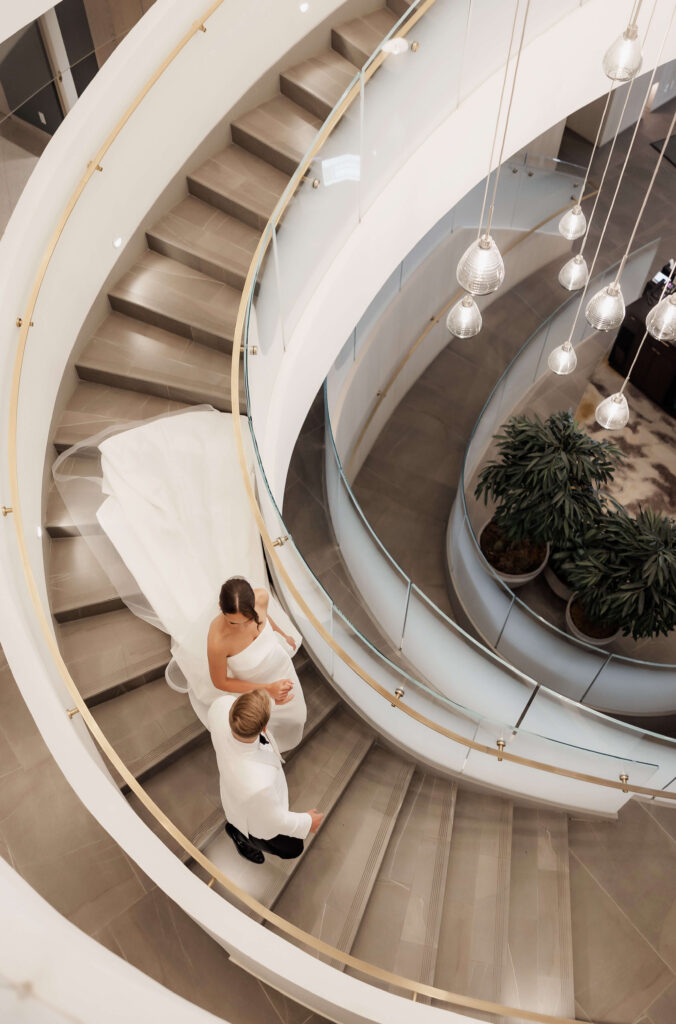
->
[[48, 534, 123, 621], [76, 311, 241, 411], [434, 790, 513, 1015], [503, 806, 575, 1017], [231, 96, 322, 175], [387, 0, 415, 15], [280, 48, 358, 119], [47, 453, 103, 536], [57, 608, 170, 703], [188, 144, 290, 230], [272, 744, 414, 955], [147, 196, 259, 289], [127, 739, 222, 862], [53, 380, 189, 453], [91, 676, 204, 784], [108, 251, 241, 351], [332, 8, 398, 66], [198, 705, 372, 909], [349, 772, 457, 989]]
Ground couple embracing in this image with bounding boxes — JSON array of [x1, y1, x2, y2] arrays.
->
[[207, 577, 323, 864]]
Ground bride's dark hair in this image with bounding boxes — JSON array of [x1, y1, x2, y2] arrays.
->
[[219, 577, 260, 625]]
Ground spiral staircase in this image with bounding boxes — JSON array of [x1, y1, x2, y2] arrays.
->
[[8, 1, 672, 1021]]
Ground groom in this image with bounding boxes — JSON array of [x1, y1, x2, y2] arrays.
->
[[209, 689, 323, 863]]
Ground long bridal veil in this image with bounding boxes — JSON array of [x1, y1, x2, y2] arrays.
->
[[53, 406, 301, 726]]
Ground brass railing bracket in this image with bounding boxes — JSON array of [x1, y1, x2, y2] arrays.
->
[[390, 686, 405, 707], [619, 772, 629, 793], [496, 738, 506, 761], [87, 161, 103, 172], [312, 178, 320, 189], [16, 317, 34, 328], [272, 535, 288, 547], [66, 707, 80, 719], [207, 876, 215, 888], [2, 506, 13, 517], [410, 40, 420, 51], [199, 23, 207, 32]]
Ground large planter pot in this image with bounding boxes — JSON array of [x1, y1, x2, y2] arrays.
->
[[479, 520, 549, 590], [565, 594, 622, 647], [544, 563, 574, 602]]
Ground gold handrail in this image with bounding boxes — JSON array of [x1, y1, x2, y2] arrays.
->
[[1, 1, 662, 1022]]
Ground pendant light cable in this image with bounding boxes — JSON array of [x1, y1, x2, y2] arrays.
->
[[561, 0, 669, 347], [485, 0, 532, 237], [476, 0, 522, 239]]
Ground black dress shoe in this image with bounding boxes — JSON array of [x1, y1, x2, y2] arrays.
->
[[225, 822, 265, 863]]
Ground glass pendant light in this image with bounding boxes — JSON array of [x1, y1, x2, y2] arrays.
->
[[585, 282, 625, 331], [558, 254, 589, 291], [455, 0, 530, 304], [603, 22, 643, 81], [456, 235, 505, 295], [646, 293, 676, 341], [595, 391, 630, 428], [558, 205, 587, 240], [548, 340, 577, 375], [446, 293, 482, 338]]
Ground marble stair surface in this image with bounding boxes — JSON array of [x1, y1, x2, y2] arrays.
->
[[279, 49, 359, 121], [387, 0, 416, 15], [90, 677, 206, 788], [75, 312, 243, 411], [146, 196, 259, 291], [231, 96, 323, 176], [46, 453, 103, 537], [48, 535, 125, 621], [331, 8, 399, 67], [502, 807, 575, 1019], [108, 250, 241, 353], [53, 380, 189, 454], [130, 666, 341, 864], [56, 608, 170, 706], [187, 144, 290, 230], [347, 772, 457, 992], [271, 745, 414, 959], [433, 790, 513, 1019]]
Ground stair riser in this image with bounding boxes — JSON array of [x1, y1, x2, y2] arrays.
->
[[116, 728, 210, 793], [53, 597, 125, 623], [387, 0, 412, 16], [145, 231, 247, 292], [74, 363, 234, 413], [84, 664, 170, 709], [231, 123, 299, 177], [279, 76, 334, 122], [107, 294, 234, 355], [331, 29, 369, 69], [187, 177, 268, 232]]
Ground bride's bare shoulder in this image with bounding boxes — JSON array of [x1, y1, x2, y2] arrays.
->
[[207, 615, 226, 648]]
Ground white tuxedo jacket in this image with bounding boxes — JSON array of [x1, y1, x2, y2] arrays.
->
[[208, 696, 311, 841]]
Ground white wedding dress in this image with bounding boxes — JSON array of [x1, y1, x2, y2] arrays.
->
[[57, 407, 306, 751]]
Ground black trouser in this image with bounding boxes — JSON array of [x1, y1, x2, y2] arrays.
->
[[230, 823, 304, 860]]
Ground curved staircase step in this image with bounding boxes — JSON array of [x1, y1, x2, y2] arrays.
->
[[231, 96, 322, 176], [46, 454, 103, 537], [387, 0, 416, 16], [434, 790, 513, 1016], [48, 535, 124, 621], [331, 8, 398, 67], [187, 144, 290, 231], [91, 677, 205, 787], [271, 745, 414, 958], [146, 196, 260, 291], [280, 49, 359, 121], [76, 312, 242, 411], [53, 380, 188, 454], [108, 251, 241, 354], [348, 772, 457, 990], [56, 609, 170, 705]]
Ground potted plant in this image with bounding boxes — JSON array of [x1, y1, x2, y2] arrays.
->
[[475, 410, 622, 590], [562, 504, 676, 646]]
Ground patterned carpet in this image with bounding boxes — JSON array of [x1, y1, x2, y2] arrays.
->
[[575, 359, 676, 516]]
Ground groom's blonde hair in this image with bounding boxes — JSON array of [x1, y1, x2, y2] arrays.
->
[[229, 688, 271, 740]]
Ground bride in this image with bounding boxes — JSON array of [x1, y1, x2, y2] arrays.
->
[[207, 576, 306, 751], [53, 406, 306, 750]]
